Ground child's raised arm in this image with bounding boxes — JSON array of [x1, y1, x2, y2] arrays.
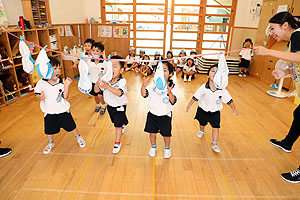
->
[[63, 77, 72, 98], [35, 92, 45, 101], [186, 98, 196, 112]]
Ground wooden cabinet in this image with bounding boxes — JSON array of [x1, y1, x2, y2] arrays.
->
[[22, 0, 51, 28], [291, 0, 300, 15], [0, 28, 63, 106]]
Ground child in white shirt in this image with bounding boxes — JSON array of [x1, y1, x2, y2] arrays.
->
[[34, 57, 86, 154], [182, 58, 197, 82], [239, 38, 253, 77], [186, 64, 239, 153]]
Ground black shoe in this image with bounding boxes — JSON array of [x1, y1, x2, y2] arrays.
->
[[0, 148, 12, 158], [270, 139, 292, 152], [281, 167, 300, 183]]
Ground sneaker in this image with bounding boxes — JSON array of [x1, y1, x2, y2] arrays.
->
[[197, 130, 204, 138], [0, 148, 12, 158], [149, 147, 157, 157], [125, 68, 130, 71], [164, 148, 171, 159], [212, 143, 221, 153], [184, 75, 187, 82], [95, 105, 101, 112], [43, 142, 54, 154], [281, 167, 300, 183], [112, 143, 122, 154], [270, 139, 292, 152], [188, 76, 192, 82], [76, 136, 86, 148], [100, 106, 106, 115], [243, 74, 246, 77], [239, 73, 243, 77], [122, 124, 126, 134]]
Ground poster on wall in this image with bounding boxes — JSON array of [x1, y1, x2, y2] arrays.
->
[[65, 25, 74, 36], [98, 25, 112, 37], [113, 26, 128, 38], [0, 0, 8, 26], [59, 26, 65, 36]]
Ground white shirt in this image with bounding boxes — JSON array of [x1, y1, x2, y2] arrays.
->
[[34, 78, 70, 115], [239, 48, 253, 61], [103, 76, 128, 107], [177, 58, 185, 67], [145, 82, 178, 117], [183, 65, 196, 72], [88, 60, 106, 83], [125, 55, 136, 64], [193, 82, 232, 112]]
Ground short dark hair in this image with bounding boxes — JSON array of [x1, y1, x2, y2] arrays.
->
[[186, 58, 195, 67], [111, 55, 125, 68], [84, 38, 95, 45], [269, 11, 300, 29], [92, 42, 105, 52], [207, 64, 218, 75], [48, 56, 60, 67], [166, 50, 173, 58], [243, 38, 253, 47], [162, 61, 174, 74]]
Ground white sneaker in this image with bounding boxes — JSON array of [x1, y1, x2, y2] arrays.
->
[[243, 74, 246, 77], [239, 74, 243, 77], [112, 143, 122, 154], [164, 148, 171, 159], [76, 136, 86, 148], [188, 76, 192, 82], [43, 142, 54, 154], [125, 68, 130, 71], [184, 75, 187, 82], [197, 130, 204, 138], [122, 124, 126, 134], [212, 143, 221, 153], [149, 147, 156, 157]]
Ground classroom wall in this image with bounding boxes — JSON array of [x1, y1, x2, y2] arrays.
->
[[2, 0, 24, 25], [84, 0, 101, 21]]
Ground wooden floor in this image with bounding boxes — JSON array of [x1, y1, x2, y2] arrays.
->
[[0, 71, 300, 200]]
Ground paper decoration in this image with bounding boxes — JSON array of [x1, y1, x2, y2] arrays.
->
[[59, 26, 65, 36], [0, 0, 8, 26], [65, 25, 74, 36], [113, 26, 128, 38], [98, 25, 112, 38]]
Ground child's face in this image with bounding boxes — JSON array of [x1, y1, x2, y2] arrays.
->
[[167, 53, 172, 58], [91, 47, 103, 56], [244, 41, 251, 48], [187, 59, 193, 66], [84, 42, 92, 54], [112, 60, 124, 79], [129, 49, 135, 55], [208, 66, 217, 81], [155, 55, 160, 59], [140, 52, 145, 57], [190, 52, 196, 55], [51, 65, 61, 81], [180, 52, 185, 57], [144, 56, 150, 60]]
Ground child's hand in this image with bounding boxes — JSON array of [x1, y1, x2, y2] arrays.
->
[[167, 83, 174, 95], [99, 80, 109, 89], [64, 77, 72, 87], [71, 64, 78, 69], [142, 76, 149, 87], [272, 70, 286, 79], [39, 92, 45, 101], [186, 105, 190, 112], [233, 109, 239, 115]]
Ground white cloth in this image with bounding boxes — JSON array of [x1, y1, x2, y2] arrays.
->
[[152, 61, 167, 94], [103, 77, 128, 107], [177, 58, 185, 67], [36, 48, 54, 80], [213, 53, 229, 89], [239, 48, 253, 61], [19, 36, 35, 74], [101, 60, 113, 83], [34, 78, 70, 115], [78, 58, 92, 94], [146, 82, 177, 117], [193, 82, 232, 112], [88, 60, 107, 83]]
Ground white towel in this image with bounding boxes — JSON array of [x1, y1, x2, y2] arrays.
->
[[78, 56, 92, 94], [153, 60, 167, 94], [213, 54, 229, 89], [101, 56, 113, 82], [36, 47, 54, 80], [19, 35, 35, 74]]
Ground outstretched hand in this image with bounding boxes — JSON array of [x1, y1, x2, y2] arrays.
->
[[64, 77, 72, 87]]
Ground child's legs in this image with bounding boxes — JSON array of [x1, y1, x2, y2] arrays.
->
[[47, 135, 54, 143], [243, 67, 247, 73], [212, 128, 219, 142], [71, 128, 80, 137], [150, 133, 157, 145], [94, 95, 101, 104], [163, 136, 171, 146], [115, 127, 122, 142], [200, 125, 206, 131], [99, 95, 105, 105], [239, 67, 243, 73]]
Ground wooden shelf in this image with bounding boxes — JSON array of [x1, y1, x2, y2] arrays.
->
[[0, 28, 63, 106]]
